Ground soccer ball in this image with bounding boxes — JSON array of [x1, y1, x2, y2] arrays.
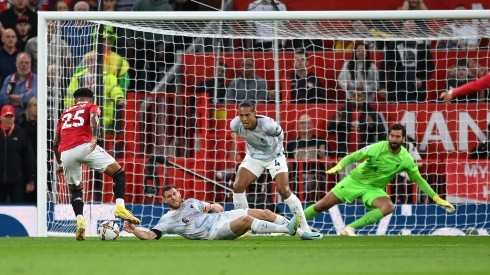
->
[[98, 220, 120, 240]]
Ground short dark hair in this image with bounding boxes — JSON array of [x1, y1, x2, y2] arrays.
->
[[73, 88, 94, 99], [162, 185, 176, 194], [389, 123, 406, 137], [294, 48, 308, 58], [239, 99, 255, 110], [456, 59, 468, 68]]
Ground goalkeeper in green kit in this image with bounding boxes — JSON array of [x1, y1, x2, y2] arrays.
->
[[304, 123, 455, 236]]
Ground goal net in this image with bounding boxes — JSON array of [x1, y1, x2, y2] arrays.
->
[[38, 10, 490, 237]]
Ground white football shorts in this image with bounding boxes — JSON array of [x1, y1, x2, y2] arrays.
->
[[61, 143, 115, 186], [239, 154, 288, 179], [208, 209, 248, 240]]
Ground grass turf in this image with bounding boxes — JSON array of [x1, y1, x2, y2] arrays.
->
[[0, 236, 489, 275]]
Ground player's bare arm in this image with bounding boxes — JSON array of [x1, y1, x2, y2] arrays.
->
[[89, 112, 100, 152], [204, 203, 224, 213], [123, 221, 157, 240], [53, 133, 63, 175]]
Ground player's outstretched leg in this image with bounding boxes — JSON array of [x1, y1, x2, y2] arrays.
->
[[114, 205, 141, 224], [287, 213, 301, 236], [282, 193, 322, 240], [114, 205, 140, 224], [111, 168, 141, 224]]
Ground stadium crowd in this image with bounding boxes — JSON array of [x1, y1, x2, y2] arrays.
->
[[0, 0, 489, 205]]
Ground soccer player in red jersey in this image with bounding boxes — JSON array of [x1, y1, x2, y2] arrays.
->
[[440, 73, 490, 102], [53, 88, 140, 241]]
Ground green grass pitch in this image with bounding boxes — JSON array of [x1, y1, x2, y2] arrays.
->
[[0, 236, 489, 274]]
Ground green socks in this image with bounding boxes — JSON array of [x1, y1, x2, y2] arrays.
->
[[348, 208, 384, 229], [304, 204, 319, 220], [304, 205, 385, 229]]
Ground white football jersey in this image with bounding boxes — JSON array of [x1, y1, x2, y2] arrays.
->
[[152, 198, 221, 240], [230, 115, 284, 161]]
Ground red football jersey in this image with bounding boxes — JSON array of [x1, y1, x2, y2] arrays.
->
[[452, 73, 490, 98], [56, 101, 100, 153]]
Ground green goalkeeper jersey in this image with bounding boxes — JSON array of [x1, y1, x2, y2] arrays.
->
[[338, 140, 436, 198]]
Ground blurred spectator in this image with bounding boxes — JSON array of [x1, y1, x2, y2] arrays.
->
[[54, 0, 70, 11], [442, 5, 479, 51], [87, 0, 98, 10], [60, 1, 94, 65], [15, 15, 33, 51], [0, 52, 38, 115], [246, 0, 287, 51], [0, 29, 20, 84], [334, 20, 386, 51], [289, 21, 324, 52], [116, 0, 136, 11], [0, 104, 36, 203], [440, 68, 490, 103], [172, 0, 200, 11], [47, 64, 63, 112], [398, 0, 427, 10], [290, 49, 327, 104], [66, 52, 125, 134], [130, 0, 173, 91], [0, 0, 8, 13], [0, 0, 38, 38], [468, 59, 489, 79], [378, 20, 434, 102], [226, 57, 269, 104], [337, 42, 379, 102], [16, 96, 37, 203], [195, 62, 227, 104], [328, 89, 387, 158], [446, 59, 480, 102], [28, 0, 41, 11], [286, 114, 327, 203], [26, 21, 72, 75], [77, 25, 130, 93], [435, 26, 459, 50], [398, 0, 428, 34], [103, 0, 117, 10]]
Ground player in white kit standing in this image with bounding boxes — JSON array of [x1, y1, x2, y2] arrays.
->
[[230, 100, 322, 240], [53, 88, 140, 240]]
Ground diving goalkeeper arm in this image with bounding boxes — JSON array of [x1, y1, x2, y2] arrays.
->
[[408, 171, 455, 213]]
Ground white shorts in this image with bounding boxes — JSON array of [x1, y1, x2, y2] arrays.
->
[[239, 154, 288, 179], [208, 209, 248, 240], [61, 143, 115, 186]]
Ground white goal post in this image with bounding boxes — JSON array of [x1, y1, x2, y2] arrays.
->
[[38, 10, 490, 237]]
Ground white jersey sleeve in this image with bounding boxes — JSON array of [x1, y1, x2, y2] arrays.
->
[[151, 198, 219, 240], [230, 115, 284, 161]]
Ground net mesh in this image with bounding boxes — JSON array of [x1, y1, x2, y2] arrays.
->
[[40, 12, 490, 236]]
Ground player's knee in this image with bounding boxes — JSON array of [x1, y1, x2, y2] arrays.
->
[[232, 181, 247, 193], [240, 215, 254, 226], [262, 209, 275, 220], [380, 203, 395, 215]]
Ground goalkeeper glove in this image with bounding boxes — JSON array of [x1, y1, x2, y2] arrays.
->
[[432, 195, 456, 213], [326, 164, 342, 175]]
